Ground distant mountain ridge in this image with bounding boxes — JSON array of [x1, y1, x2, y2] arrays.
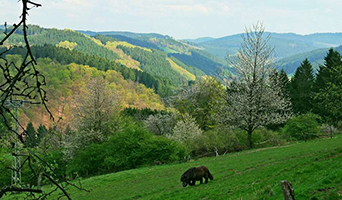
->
[[190, 32, 342, 60], [184, 37, 215, 44], [77, 29, 342, 75], [277, 45, 342, 75], [3, 25, 342, 77], [79, 30, 171, 39], [78, 29, 231, 75]]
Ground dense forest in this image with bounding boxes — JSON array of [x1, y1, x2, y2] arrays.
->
[[1, 45, 174, 96], [1, 25, 218, 96]]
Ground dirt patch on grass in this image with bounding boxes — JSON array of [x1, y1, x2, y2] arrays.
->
[[311, 187, 335, 195]]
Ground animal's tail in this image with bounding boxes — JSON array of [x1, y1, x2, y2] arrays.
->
[[208, 170, 214, 180]]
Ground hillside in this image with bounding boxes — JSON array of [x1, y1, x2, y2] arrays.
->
[[79, 30, 171, 39], [4, 26, 342, 77], [195, 32, 342, 60], [1, 25, 210, 95], [4, 136, 341, 200], [277, 45, 342, 75], [0, 54, 165, 129], [81, 30, 230, 75]]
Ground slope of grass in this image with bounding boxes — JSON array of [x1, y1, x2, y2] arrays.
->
[[4, 136, 342, 200], [166, 58, 196, 81]]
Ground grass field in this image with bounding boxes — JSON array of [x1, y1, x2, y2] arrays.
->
[[4, 136, 342, 200]]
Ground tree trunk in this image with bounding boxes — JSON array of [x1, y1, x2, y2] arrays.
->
[[329, 125, 333, 139], [247, 130, 253, 149]]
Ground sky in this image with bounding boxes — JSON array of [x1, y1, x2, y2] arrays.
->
[[1, 0, 342, 39]]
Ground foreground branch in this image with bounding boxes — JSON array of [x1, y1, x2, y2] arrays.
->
[[0, 186, 42, 198]]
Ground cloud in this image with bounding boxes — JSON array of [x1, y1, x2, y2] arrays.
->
[[324, 8, 332, 13], [104, 0, 233, 17], [2, 0, 342, 39], [162, 4, 210, 15], [223, 5, 230, 12], [0, 1, 23, 23]]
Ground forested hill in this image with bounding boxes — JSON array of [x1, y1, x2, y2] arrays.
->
[[0, 54, 165, 129], [79, 30, 171, 39], [3, 26, 342, 78], [277, 45, 342, 75], [1, 25, 233, 94], [80, 30, 231, 75], [191, 32, 342, 60]]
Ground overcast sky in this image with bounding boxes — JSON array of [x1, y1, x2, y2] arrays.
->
[[1, 0, 342, 39]]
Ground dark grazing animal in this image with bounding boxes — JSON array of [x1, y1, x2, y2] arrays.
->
[[180, 166, 213, 187]]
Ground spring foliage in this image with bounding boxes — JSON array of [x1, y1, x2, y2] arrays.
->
[[222, 23, 292, 148]]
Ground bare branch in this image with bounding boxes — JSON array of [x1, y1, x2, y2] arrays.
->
[[0, 186, 42, 198]]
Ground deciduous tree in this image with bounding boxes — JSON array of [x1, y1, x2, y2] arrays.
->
[[168, 113, 203, 143], [222, 23, 291, 148], [173, 77, 225, 130], [144, 113, 175, 135], [73, 77, 121, 136]]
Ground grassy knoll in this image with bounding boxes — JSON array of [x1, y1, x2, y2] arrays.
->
[[4, 136, 342, 200]]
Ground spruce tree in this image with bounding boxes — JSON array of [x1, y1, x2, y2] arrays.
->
[[24, 122, 37, 148], [314, 48, 342, 92], [279, 69, 290, 98], [289, 59, 315, 114], [313, 49, 342, 127], [37, 124, 48, 145]]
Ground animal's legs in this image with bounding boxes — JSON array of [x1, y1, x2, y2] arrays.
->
[[204, 173, 209, 183], [200, 178, 203, 184]]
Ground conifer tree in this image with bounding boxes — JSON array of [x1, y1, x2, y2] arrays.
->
[[279, 69, 290, 98], [37, 124, 48, 145], [289, 59, 315, 114], [24, 122, 37, 148], [313, 49, 342, 128], [314, 48, 342, 92]]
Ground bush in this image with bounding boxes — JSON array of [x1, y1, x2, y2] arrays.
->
[[253, 128, 285, 147], [0, 148, 11, 188], [282, 113, 321, 141], [67, 143, 107, 177], [104, 125, 187, 171], [186, 127, 248, 157], [144, 113, 175, 135], [68, 125, 186, 177], [169, 113, 203, 142]]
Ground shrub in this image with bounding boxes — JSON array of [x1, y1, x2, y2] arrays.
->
[[186, 127, 247, 157], [144, 113, 175, 135], [103, 125, 186, 171], [282, 113, 321, 141], [67, 143, 107, 177], [0, 148, 11, 188], [168, 113, 203, 146], [253, 128, 285, 147], [68, 125, 186, 177]]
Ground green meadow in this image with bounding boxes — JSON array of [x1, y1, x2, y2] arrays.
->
[[5, 136, 342, 200]]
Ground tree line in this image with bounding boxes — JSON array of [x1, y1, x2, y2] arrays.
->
[[287, 48, 342, 129], [1, 45, 174, 97]]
